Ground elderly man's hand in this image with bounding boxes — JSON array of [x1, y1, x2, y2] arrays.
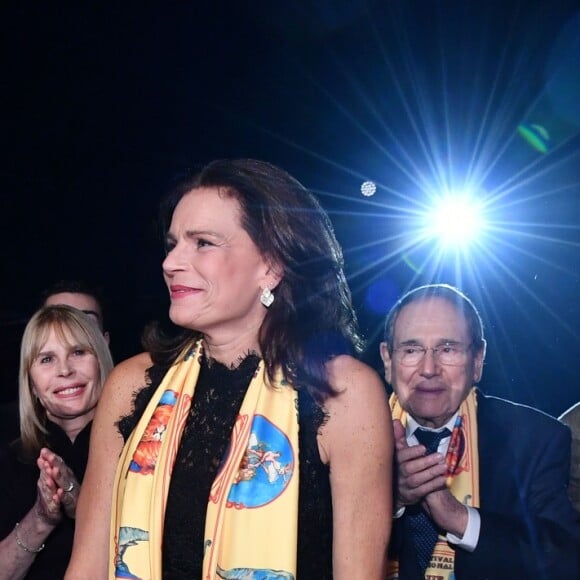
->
[[423, 488, 469, 538], [393, 419, 448, 509]]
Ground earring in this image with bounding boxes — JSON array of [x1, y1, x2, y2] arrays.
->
[[260, 287, 274, 308]]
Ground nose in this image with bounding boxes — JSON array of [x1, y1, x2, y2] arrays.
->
[[162, 243, 186, 277], [419, 348, 440, 377], [57, 358, 73, 377]]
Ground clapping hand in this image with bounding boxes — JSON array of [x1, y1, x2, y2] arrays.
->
[[392, 420, 468, 536], [34, 455, 63, 526], [37, 448, 80, 519], [392, 419, 447, 508]]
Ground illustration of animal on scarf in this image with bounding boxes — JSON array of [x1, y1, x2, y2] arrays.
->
[[234, 432, 292, 485], [128, 390, 179, 475]]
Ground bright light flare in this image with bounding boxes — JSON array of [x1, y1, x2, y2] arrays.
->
[[423, 194, 486, 248], [361, 180, 377, 196]]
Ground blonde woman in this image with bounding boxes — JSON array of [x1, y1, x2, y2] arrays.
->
[[0, 305, 113, 579]]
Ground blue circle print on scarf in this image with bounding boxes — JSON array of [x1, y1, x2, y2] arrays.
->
[[227, 414, 295, 509]]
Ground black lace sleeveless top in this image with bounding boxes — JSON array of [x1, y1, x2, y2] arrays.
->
[[118, 354, 333, 579]]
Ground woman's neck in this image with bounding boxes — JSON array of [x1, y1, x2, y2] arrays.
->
[[201, 329, 261, 368], [47, 411, 94, 442]]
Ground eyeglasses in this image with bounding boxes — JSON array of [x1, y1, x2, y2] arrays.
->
[[393, 342, 473, 367]]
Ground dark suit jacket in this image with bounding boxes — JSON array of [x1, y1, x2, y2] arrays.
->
[[559, 402, 580, 512], [391, 391, 580, 579]]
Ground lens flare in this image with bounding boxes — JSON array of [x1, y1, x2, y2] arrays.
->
[[361, 180, 377, 196], [423, 194, 486, 248]]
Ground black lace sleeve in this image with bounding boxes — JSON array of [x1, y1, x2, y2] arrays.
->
[[297, 387, 333, 578]]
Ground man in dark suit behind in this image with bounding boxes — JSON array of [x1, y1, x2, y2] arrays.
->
[[380, 283, 580, 579], [560, 402, 580, 512]]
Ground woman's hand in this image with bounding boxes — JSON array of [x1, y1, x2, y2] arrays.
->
[[37, 449, 80, 520], [34, 456, 63, 526], [0, 452, 72, 580]]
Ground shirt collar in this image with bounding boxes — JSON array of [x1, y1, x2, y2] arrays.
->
[[405, 412, 458, 438]]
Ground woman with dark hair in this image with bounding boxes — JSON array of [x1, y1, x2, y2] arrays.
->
[[67, 159, 393, 579], [0, 306, 113, 579]]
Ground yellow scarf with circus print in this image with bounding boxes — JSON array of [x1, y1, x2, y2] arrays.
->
[[109, 340, 299, 580], [387, 388, 480, 580]]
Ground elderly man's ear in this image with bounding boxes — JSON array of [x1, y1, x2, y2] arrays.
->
[[379, 342, 392, 384], [473, 339, 487, 383]]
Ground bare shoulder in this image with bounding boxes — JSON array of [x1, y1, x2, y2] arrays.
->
[[321, 355, 393, 577], [88, 352, 154, 461], [110, 351, 153, 383], [325, 354, 387, 403], [320, 354, 392, 463], [99, 351, 153, 418]]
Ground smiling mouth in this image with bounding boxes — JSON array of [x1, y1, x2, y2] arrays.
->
[[55, 384, 85, 396], [415, 386, 445, 395], [169, 285, 200, 299]]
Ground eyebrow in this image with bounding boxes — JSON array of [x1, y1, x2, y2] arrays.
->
[[396, 339, 422, 346], [81, 309, 101, 321], [38, 341, 85, 354], [169, 228, 224, 239], [36, 349, 56, 359], [396, 338, 463, 346]]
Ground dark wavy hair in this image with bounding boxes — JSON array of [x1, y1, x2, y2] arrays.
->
[[144, 159, 363, 399]]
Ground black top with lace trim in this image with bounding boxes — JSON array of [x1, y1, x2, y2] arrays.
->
[[0, 421, 91, 580], [118, 353, 333, 579]]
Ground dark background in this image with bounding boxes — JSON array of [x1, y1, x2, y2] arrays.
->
[[1, 0, 579, 417]]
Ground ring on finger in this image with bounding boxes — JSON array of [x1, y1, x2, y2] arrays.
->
[[64, 481, 75, 493]]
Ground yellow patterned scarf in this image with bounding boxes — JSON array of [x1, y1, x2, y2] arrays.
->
[[387, 388, 480, 580], [109, 340, 299, 580]]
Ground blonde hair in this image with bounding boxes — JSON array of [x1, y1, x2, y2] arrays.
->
[[19, 305, 114, 458]]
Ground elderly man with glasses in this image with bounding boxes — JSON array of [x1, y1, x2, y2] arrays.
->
[[380, 283, 580, 580]]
